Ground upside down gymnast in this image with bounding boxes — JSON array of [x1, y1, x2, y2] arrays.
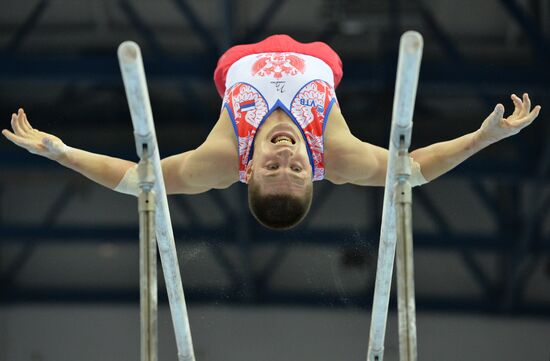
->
[[2, 34, 542, 229]]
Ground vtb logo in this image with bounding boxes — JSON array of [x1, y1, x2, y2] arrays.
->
[[300, 98, 324, 113]]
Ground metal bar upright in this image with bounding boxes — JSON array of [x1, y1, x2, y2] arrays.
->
[[395, 170, 417, 361], [118, 41, 195, 361], [367, 31, 423, 361], [138, 152, 158, 361]]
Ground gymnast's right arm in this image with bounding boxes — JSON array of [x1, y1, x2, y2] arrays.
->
[[2, 108, 136, 190], [2, 108, 239, 195], [160, 109, 239, 194]]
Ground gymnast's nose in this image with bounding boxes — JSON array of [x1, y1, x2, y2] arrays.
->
[[276, 147, 294, 158]]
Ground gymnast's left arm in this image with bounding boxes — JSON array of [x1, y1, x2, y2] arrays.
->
[[324, 93, 541, 187], [409, 93, 541, 182]]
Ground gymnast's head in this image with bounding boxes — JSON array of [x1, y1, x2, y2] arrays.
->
[[246, 122, 313, 230]]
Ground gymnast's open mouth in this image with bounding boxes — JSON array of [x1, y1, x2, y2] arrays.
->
[[271, 132, 296, 145]]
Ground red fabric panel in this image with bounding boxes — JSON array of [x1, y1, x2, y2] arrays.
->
[[213, 34, 343, 97]]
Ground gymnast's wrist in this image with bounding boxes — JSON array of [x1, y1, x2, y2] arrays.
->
[[472, 128, 495, 150], [54, 144, 74, 166]]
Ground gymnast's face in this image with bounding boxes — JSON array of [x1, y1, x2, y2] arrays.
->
[[248, 121, 312, 196]]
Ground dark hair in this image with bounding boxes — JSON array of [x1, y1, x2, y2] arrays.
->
[[248, 177, 313, 230]]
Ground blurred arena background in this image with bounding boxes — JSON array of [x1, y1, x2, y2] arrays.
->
[[0, 0, 549, 360]]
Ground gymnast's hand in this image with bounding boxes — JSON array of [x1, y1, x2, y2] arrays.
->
[[2, 108, 69, 161], [477, 93, 541, 144]]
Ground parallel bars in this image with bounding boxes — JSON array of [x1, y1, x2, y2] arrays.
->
[[118, 41, 196, 361], [367, 31, 423, 361]]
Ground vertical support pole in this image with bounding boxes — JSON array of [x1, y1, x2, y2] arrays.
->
[[118, 41, 196, 361], [395, 173, 417, 361], [367, 31, 423, 361], [138, 153, 158, 361]]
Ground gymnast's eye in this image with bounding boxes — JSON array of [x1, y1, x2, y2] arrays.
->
[[291, 165, 302, 172], [267, 163, 279, 170]]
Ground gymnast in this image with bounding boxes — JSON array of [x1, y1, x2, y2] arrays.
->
[[2, 34, 541, 229]]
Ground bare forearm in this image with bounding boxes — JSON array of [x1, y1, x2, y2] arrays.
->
[[410, 130, 490, 181], [57, 147, 136, 189], [58, 148, 209, 195], [56, 146, 236, 196]]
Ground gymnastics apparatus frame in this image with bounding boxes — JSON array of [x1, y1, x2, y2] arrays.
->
[[367, 31, 423, 361], [116, 30, 423, 361], [118, 41, 195, 361]]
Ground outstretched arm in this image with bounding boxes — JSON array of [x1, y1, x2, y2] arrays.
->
[[2, 109, 135, 188], [325, 94, 541, 186], [3, 108, 239, 195], [410, 93, 540, 181]]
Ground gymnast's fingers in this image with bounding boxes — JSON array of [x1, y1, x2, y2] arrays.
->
[[509, 105, 541, 130], [511, 94, 522, 117], [522, 93, 531, 116], [10, 113, 25, 136], [2, 128, 34, 149], [19, 109, 33, 133], [489, 104, 505, 126], [16, 109, 31, 135], [1, 128, 11, 139], [15, 112, 30, 136], [519, 105, 541, 128]]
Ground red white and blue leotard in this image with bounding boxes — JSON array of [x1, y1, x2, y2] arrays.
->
[[213, 35, 343, 183]]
